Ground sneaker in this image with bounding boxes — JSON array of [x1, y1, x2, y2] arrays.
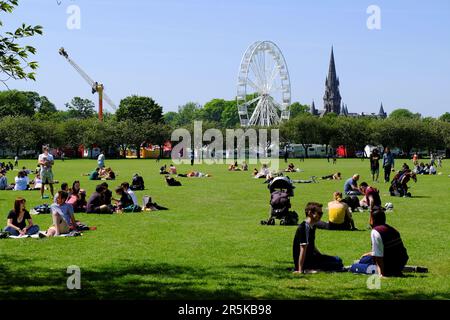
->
[[42, 195, 49, 199], [38, 232, 47, 238]]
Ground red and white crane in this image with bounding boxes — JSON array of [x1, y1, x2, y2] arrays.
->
[[59, 47, 117, 121]]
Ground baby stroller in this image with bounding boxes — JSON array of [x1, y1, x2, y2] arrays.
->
[[261, 176, 298, 226]]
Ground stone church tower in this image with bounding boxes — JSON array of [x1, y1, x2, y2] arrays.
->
[[323, 47, 342, 115]]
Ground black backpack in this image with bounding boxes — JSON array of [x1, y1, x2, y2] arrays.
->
[[34, 204, 51, 214]]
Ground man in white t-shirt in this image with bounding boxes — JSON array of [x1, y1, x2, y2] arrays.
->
[[38, 146, 55, 199], [121, 182, 138, 206], [97, 151, 105, 168]]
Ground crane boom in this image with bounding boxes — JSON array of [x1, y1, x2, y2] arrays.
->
[[59, 47, 117, 120]]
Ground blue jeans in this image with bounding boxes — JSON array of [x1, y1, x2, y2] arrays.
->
[[4, 225, 40, 236]]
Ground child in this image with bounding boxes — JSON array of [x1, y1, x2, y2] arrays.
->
[[351, 206, 408, 277], [293, 202, 344, 273]]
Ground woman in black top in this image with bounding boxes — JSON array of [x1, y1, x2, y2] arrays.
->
[[4, 198, 40, 236]]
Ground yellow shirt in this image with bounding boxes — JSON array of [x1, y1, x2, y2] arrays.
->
[[327, 201, 348, 224]]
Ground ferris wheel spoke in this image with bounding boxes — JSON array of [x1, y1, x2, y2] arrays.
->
[[250, 59, 264, 90], [247, 78, 261, 92]]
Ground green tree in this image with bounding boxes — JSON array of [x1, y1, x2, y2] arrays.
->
[[0, 0, 43, 86], [37, 96, 57, 114], [116, 95, 163, 123], [220, 101, 240, 128], [175, 102, 203, 126], [280, 115, 320, 158], [389, 108, 421, 120], [0, 90, 35, 117], [289, 102, 310, 118], [163, 111, 179, 127], [66, 97, 96, 119], [439, 112, 450, 123], [0, 116, 36, 155]]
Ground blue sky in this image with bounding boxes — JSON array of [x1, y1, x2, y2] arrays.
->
[[2, 0, 450, 117]]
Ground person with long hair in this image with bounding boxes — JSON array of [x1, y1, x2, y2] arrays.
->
[[4, 198, 40, 236]]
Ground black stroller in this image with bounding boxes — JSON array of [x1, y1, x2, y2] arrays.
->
[[261, 177, 299, 226]]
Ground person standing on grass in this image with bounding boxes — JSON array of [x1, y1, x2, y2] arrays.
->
[[369, 149, 381, 182], [382, 147, 395, 183], [0, 171, 7, 190], [97, 150, 105, 169], [38, 146, 55, 199], [4, 198, 40, 236], [354, 206, 408, 277], [293, 202, 344, 273], [14, 155, 18, 167], [46, 191, 76, 237]]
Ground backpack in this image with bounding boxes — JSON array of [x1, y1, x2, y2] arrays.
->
[[34, 204, 51, 214]]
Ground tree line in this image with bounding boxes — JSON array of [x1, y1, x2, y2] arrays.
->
[[0, 89, 449, 158]]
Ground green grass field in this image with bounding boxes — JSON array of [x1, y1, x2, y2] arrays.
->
[[0, 157, 449, 300]]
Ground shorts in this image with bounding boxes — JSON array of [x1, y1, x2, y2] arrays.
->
[[371, 167, 379, 175], [49, 217, 70, 234], [40, 169, 54, 184]]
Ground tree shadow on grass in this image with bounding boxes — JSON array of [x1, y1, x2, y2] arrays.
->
[[0, 255, 447, 300]]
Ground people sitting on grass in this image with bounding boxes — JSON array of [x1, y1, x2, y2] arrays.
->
[[130, 173, 145, 190], [252, 168, 258, 176], [358, 182, 382, 211], [86, 184, 112, 214], [101, 167, 116, 180], [255, 164, 270, 179], [389, 167, 417, 197], [351, 206, 408, 277], [54, 182, 69, 204], [67, 181, 87, 212], [169, 164, 177, 175], [293, 202, 344, 273], [285, 163, 296, 172], [321, 172, 342, 180], [0, 171, 8, 190], [165, 175, 182, 186], [316, 192, 357, 231], [160, 165, 169, 174], [121, 182, 138, 206], [30, 173, 43, 190], [46, 191, 76, 237], [101, 182, 113, 207], [228, 161, 241, 171], [13, 170, 29, 191], [89, 168, 101, 180], [113, 186, 134, 212], [343, 174, 362, 196], [3, 197, 40, 236]]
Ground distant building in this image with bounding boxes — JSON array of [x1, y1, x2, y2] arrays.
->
[[323, 47, 342, 115], [310, 47, 388, 119]]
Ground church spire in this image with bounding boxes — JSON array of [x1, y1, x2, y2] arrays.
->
[[310, 100, 317, 115], [378, 102, 387, 118], [323, 46, 342, 115]]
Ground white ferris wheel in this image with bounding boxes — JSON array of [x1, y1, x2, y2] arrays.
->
[[236, 41, 291, 127]]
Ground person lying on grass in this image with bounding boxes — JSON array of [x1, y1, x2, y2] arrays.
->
[[293, 202, 344, 274], [355, 206, 409, 277], [46, 191, 76, 237], [4, 197, 40, 236], [321, 172, 341, 180], [316, 192, 357, 231]]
